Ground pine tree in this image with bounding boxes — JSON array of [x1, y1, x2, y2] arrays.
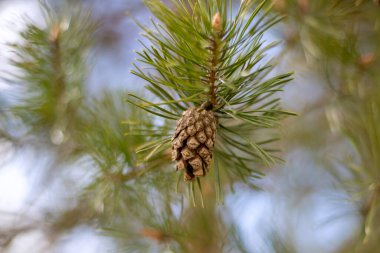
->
[[1, 0, 380, 253]]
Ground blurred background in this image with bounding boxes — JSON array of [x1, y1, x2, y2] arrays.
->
[[0, 0, 379, 252]]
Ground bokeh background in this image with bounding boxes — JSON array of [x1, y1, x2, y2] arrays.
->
[[1, 0, 379, 252]]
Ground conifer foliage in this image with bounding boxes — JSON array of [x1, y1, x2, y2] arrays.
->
[[3, 0, 380, 252], [129, 0, 294, 195]]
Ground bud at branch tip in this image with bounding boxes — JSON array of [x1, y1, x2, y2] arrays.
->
[[212, 12, 221, 32]]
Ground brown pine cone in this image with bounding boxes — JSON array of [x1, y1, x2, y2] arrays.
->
[[171, 104, 217, 181]]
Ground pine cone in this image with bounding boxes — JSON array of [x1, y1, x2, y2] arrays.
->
[[172, 104, 217, 181]]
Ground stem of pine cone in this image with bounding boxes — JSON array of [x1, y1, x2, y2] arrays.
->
[[208, 12, 222, 108], [208, 37, 219, 107]]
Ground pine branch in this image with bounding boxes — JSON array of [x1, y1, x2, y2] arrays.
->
[[8, 3, 96, 148], [128, 0, 294, 197], [207, 13, 222, 106], [284, 1, 380, 247]]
